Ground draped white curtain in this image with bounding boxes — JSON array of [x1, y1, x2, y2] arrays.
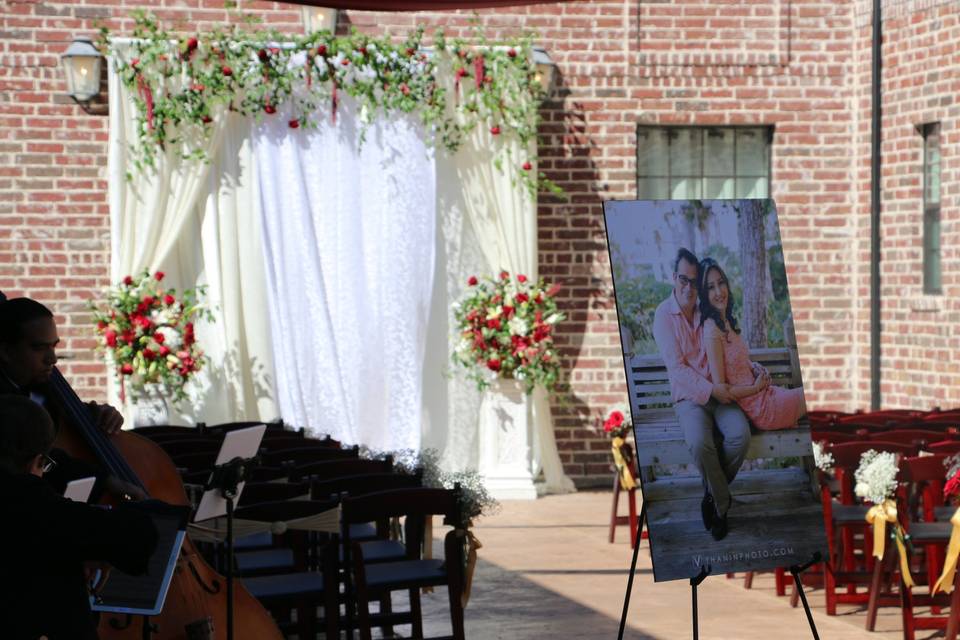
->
[[108, 46, 278, 423], [253, 100, 435, 451]]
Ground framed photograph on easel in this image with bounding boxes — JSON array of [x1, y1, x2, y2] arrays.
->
[[604, 198, 827, 582]]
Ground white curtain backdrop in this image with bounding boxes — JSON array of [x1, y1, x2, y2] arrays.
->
[[253, 99, 435, 451], [108, 45, 278, 423]]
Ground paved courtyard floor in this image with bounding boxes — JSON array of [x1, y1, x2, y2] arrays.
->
[[414, 491, 933, 639]]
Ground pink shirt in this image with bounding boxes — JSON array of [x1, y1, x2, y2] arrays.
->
[[652, 292, 714, 405]]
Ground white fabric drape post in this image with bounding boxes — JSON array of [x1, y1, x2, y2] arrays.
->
[[254, 100, 435, 451], [108, 46, 279, 423]]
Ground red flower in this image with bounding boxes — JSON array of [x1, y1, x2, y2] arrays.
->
[[547, 283, 562, 297], [155, 271, 165, 281], [499, 270, 509, 280], [201, 115, 213, 124], [358, 46, 367, 55], [316, 45, 327, 56], [143, 348, 156, 360], [221, 65, 233, 76], [490, 126, 501, 135], [502, 305, 514, 319], [163, 294, 175, 305], [486, 358, 501, 372], [486, 318, 501, 330], [130, 58, 140, 69], [507, 48, 517, 58], [264, 104, 276, 115], [123, 275, 133, 286], [120, 363, 134, 375], [258, 48, 269, 61], [468, 275, 478, 286], [142, 296, 154, 307], [97, 320, 107, 330], [158, 345, 171, 357], [522, 161, 532, 171], [406, 48, 416, 56], [289, 119, 300, 129], [608, 410, 625, 428], [104, 329, 117, 347], [515, 292, 529, 304], [153, 331, 165, 344], [400, 83, 410, 96], [186, 37, 198, 51], [455, 67, 467, 78], [341, 58, 350, 66], [466, 309, 479, 323], [517, 274, 528, 283], [946, 470, 960, 501], [533, 324, 551, 342], [121, 329, 136, 345], [135, 302, 148, 314]]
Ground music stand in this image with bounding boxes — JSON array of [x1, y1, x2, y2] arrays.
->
[[193, 424, 266, 640]]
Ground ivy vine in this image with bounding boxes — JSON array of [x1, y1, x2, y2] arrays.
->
[[101, 11, 561, 197]]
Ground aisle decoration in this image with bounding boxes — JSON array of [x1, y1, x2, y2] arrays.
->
[[102, 12, 560, 196], [931, 463, 960, 594], [90, 270, 213, 403], [603, 406, 636, 490], [855, 449, 914, 587], [812, 440, 835, 474], [452, 271, 563, 393]]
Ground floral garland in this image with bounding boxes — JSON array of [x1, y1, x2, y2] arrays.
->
[[101, 12, 560, 197], [452, 271, 563, 394]]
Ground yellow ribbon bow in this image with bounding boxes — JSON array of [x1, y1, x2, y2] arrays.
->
[[932, 507, 960, 595], [865, 498, 914, 588], [611, 436, 637, 490]]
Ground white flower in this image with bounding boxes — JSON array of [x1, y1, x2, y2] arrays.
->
[[508, 317, 529, 336], [150, 308, 174, 326], [812, 441, 835, 473], [545, 313, 562, 325], [155, 326, 182, 349], [853, 449, 899, 504], [486, 305, 503, 320]]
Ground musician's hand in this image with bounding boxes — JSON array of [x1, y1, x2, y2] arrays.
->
[[89, 401, 124, 435], [104, 475, 147, 501], [84, 561, 113, 597]]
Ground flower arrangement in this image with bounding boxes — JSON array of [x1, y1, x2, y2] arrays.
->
[[100, 12, 561, 197], [90, 270, 213, 402], [452, 271, 564, 394], [945, 455, 960, 503], [602, 406, 631, 439], [812, 440, 835, 474], [854, 449, 900, 504]]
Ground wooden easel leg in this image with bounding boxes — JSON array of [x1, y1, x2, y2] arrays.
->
[[617, 502, 647, 640]]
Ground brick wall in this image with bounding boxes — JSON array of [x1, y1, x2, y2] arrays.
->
[[2, 0, 956, 486]]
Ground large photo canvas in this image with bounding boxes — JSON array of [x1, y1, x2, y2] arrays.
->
[[603, 199, 827, 582]]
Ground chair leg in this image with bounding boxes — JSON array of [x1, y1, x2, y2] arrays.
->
[[774, 567, 787, 596], [900, 580, 916, 640], [409, 588, 424, 639], [447, 577, 466, 640], [609, 474, 621, 543], [865, 546, 892, 632], [743, 572, 754, 589], [946, 581, 960, 640], [378, 593, 394, 638]]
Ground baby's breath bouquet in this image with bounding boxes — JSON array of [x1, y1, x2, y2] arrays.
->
[[812, 441, 835, 474], [854, 449, 899, 504], [452, 271, 564, 394]]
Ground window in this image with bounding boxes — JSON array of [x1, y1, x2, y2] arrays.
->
[[922, 122, 941, 294], [636, 127, 772, 200]]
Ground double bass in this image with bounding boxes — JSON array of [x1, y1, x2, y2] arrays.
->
[[47, 367, 283, 639]]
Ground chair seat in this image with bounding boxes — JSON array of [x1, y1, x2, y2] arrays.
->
[[341, 539, 407, 564], [235, 531, 274, 549], [235, 548, 295, 573], [350, 522, 377, 540], [364, 559, 447, 589], [832, 502, 870, 523], [908, 521, 954, 543], [243, 571, 325, 599]]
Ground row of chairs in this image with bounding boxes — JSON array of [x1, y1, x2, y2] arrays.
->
[[135, 422, 467, 639]]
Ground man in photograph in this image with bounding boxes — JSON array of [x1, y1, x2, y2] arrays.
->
[[651, 248, 754, 541]]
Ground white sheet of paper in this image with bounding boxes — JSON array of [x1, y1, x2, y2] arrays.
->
[[64, 476, 97, 502], [193, 424, 267, 522]]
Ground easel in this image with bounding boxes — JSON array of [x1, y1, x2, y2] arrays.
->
[[616, 508, 822, 639]]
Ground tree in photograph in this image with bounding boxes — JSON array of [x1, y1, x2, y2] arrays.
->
[[735, 199, 768, 348]]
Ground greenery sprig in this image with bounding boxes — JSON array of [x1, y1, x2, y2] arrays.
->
[[101, 12, 561, 197]]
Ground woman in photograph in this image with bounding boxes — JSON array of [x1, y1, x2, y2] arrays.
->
[[697, 258, 805, 430]]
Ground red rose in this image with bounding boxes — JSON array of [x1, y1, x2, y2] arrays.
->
[[455, 67, 467, 78], [104, 330, 117, 347], [522, 162, 532, 171], [486, 358, 501, 372], [164, 294, 175, 305], [486, 318, 501, 330], [341, 58, 350, 66], [123, 275, 133, 286], [158, 345, 171, 357], [143, 348, 156, 360], [289, 119, 300, 129], [121, 329, 136, 344], [258, 48, 269, 61], [535, 293, 543, 304], [97, 320, 107, 330], [515, 292, 529, 304], [499, 270, 509, 280], [191, 83, 205, 92], [466, 309, 479, 323], [533, 324, 551, 342], [317, 45, 327, 56], [358, 46, 367, 55], [490, 126, 501, 135], [143, 296, 154, 306], [608, 410, 625, 428], [153, 331, 165, 344], [946, 470, 960, 500], [135, 302, 148, 314], [201, 115, 213, 124], [517, 274, 528, 283], [155, 271, 165, 281], [400, 83, 410, 96], [186, 37, 198, 51], [221, 65, 233, 76], [507, 48, 517, 58], [502, 305, 514, 319], [467, 276, 478, 286], [120, 363, 134, 375], [264, 104, 276, 115], [491, 294, 502, 304]]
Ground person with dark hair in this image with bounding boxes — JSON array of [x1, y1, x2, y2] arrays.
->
[[699, 258, 805, 429], [0, 296, 142, 499], [652, 248, 755, 541], [0, 394, 158, 640]]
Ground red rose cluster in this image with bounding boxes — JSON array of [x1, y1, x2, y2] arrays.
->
[[603, 409, 630, 438], [90, 270, 210, 402], [452, 270, 564, 393]]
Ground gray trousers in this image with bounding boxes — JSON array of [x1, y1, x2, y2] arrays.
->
[[675, 399, 751, 516]]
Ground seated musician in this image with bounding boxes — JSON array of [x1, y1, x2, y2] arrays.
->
[[0, 394, 158, 640], [0, 297, 143, 500]]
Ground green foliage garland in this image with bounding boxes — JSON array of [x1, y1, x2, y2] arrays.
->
[[102, 12, 560, 197]]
